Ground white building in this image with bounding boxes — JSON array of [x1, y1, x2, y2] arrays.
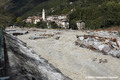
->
[[58, 15, 67, 20], [26, 17, 33, 23], [58, 19, 69, 29], [25, 8, 69, 29], [26, 16, 42, 24], [76, 20, 85, 30], [46, 16, 54, 21], [33, 18, 41, 24]]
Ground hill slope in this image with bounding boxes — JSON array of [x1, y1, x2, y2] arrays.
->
[[9, 0, 120, 29]]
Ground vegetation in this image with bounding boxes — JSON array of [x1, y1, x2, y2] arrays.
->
[[68, 0, 120, 29], [51, 22, 59, 29], [36, 21, 47, 29], [0, 0, 12, 28], [69, 20, 77, 30], [2, 0, 120, 29]]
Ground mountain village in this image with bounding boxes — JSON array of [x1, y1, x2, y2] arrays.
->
[[25, 9, 85, 29], [1, 0, 120, 80]]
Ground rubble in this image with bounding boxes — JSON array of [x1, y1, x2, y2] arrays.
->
[[76, 31, 120, 59], [29, 31, 61, 40], [5, 29, 28, 36], [92, 57, 108, 63], [29, 36, 50, 40], [55, 36, 60, 40], [99, 59, 108, 63], [87, 31, 119, 38]]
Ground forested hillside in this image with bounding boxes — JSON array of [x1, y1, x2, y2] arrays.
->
[[0, 0, 12, 27], [6, 0, 120, 29]]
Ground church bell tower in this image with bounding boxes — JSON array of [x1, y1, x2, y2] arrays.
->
[[42, 8, 45, 21]]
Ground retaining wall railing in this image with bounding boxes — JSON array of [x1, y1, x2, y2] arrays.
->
[[0, 28, 9, 80]]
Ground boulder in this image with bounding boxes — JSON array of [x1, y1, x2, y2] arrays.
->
[[116, 53, 120, 58], [55, 36, 60, 40], [98, 44, 106, 51], [101, 45, 111, 55], [78, 37, 84, 41]]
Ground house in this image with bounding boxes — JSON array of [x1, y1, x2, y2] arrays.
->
[[26, 16, 42, 24], [46, 21, 56, 29], [33, 17, 42, 24], [58, 15, 67, 20], [25, 8, 69, 29], [26, 17, 33, 23], [58, 19, 69, 29], [76, 20, 85, 30]]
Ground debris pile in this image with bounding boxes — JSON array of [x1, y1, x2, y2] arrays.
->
[[29, 31, 61, 40], [75, 32, 120, 58], [87, 31, 119, 37], [5, 29, 28, 36]]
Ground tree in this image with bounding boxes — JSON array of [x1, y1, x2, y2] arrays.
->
[[36, 21, 47, 29], [7, 14, 16, 25], [51, 22, 59, 29], [69, 20, 78, 30], [15, 17, 22, 26], [0, 0, 11, 28], [101, 1, 120, 27]]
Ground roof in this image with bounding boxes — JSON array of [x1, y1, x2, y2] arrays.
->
[[76, 20, 84, 23]]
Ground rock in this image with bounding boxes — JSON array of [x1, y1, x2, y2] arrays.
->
[[102, 59, 108, 63], [29, 36, 36, 40], [93, 42, 101, 50], [92, 58, 97, 61], [99, 59, 103, 63], [55, 36, 60, 40], [117, 41, 120, 48], [116, 53, 120, 58], [98, 44, 106, 51], [78, 37, 84, 41], [98, 59, 108, 63], [111, 52, 118, 57], [101, 45, 111, 55]]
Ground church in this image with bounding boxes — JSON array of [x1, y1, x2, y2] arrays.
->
[[25, 8, 69, 29]]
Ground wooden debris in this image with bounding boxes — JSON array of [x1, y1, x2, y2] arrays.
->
[[76, 34, 120, 59]]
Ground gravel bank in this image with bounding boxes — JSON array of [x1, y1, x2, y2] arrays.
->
[[18, 29, 120, 80]]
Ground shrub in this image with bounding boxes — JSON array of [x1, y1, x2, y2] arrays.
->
[[51, 22, 59, 29], [36, 21, 47, 29]]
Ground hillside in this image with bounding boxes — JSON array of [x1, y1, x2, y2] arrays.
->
[[9, 0, 48, 17], [8, 0, 120, 29]]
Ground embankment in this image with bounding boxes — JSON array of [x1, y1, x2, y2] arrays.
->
[[5, 33, 71, 80]]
